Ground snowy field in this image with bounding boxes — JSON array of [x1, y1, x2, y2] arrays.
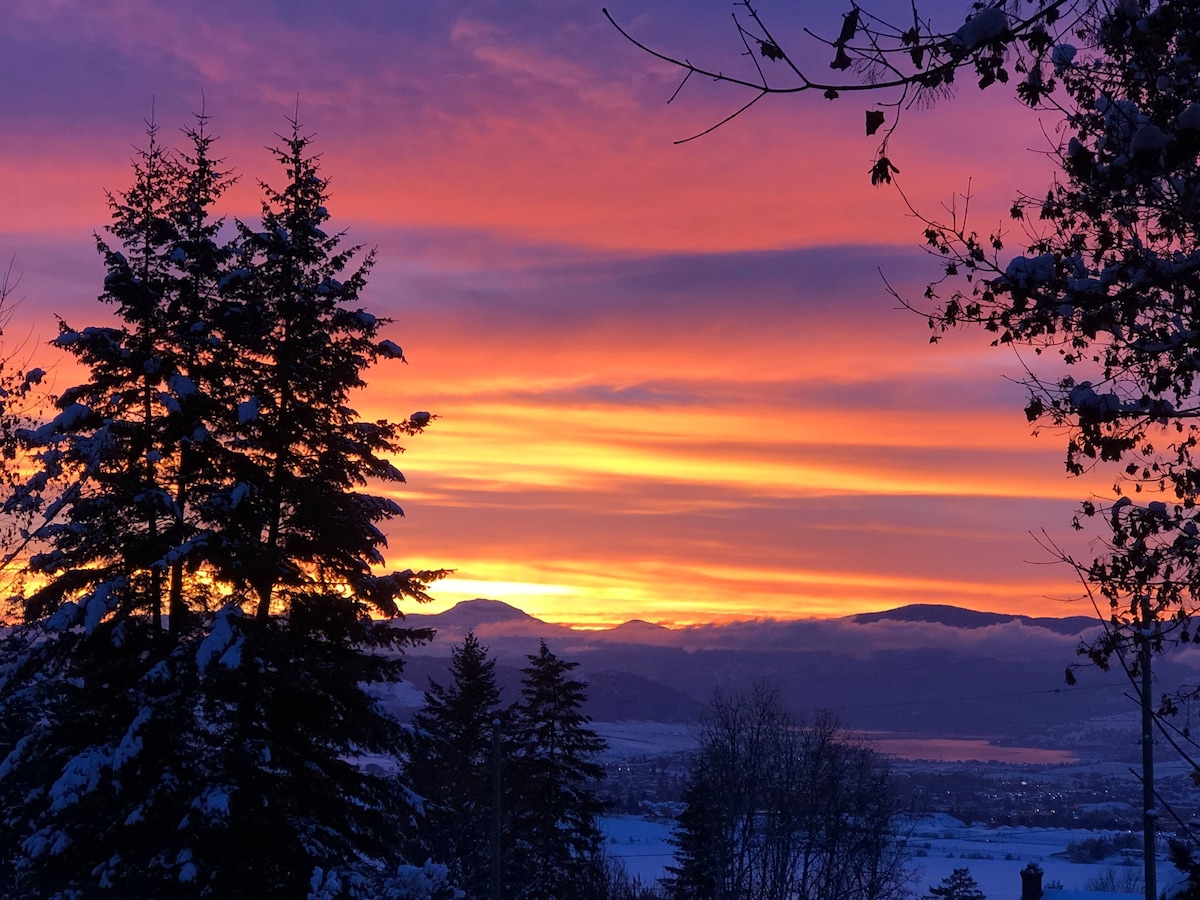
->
[[600, 813, 1169, 897]]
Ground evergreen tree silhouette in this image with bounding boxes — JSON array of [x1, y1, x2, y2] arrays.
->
[[505, 640, 607, 900], [0, 118, 444, 899], [405, 631, 505, 897]]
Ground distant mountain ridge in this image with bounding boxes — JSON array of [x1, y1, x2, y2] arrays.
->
[[393, 599, 1170, 755], [849, 603, 1099, 636], [403, 598, 1103, 643], [605, 619, 671, 637]]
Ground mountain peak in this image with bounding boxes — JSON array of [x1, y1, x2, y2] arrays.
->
[[610, 619, 668, 632], [850, 603, 1097, 635], [440, 598, 536, 623], [591, 618, 674, 644]]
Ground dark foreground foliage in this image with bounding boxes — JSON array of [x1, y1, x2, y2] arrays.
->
[[0, 117, 445, 898], [405, 634, 612, 900], [666, 686, 911, 900]]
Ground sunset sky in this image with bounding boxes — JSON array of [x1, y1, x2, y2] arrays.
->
[[0, 0, 1111, 627]]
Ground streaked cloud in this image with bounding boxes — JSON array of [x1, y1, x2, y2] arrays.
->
[[0, 0, 1105, 628]]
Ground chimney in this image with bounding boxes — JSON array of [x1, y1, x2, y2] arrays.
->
[[1021, 862, 1044, 900]]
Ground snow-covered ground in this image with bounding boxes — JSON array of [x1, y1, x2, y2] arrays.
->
[[600, 813, 1168, 897], [599, 815, 676, 886], [905, 816, 1159, 897]]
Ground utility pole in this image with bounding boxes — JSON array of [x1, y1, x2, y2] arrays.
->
[[491, 717, 502, 900], [1141, 593, 1157, 900]]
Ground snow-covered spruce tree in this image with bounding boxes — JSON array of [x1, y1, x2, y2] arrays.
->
[[404, 631, 505, 898], [663, 751, 736, 899], [10, 117, 223, 630], [156, 112, 237, 628], [0, 117, 234, 896], [927, 867, 987, 900], [504, 640, 607, 900], [207, 121, 432, 621], [0, 120, 444, 899], [0, 118, 230, 898]]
